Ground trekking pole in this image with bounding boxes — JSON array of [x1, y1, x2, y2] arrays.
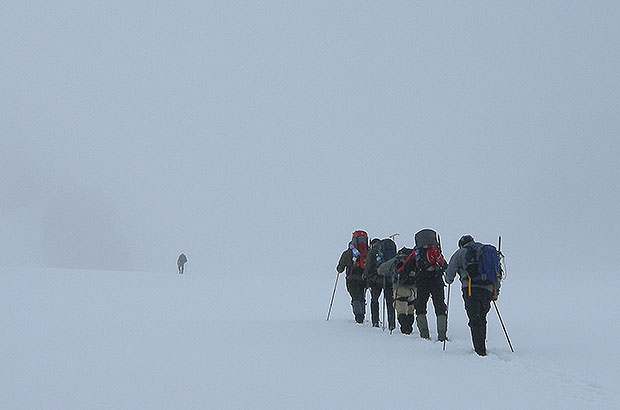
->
[[494, 235, 513, 351], [443, 283, 451, 351], [326, 272, 340, 321], [382, 275, 386, 331], [384, 235, 398, 333], [493, 300, 514, 352], [437, 233, 450, 350], [498, 235, 507, 279], [365, 287, 370, 327]]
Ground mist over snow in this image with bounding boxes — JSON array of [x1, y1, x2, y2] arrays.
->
[[1, 2, 620, 408]]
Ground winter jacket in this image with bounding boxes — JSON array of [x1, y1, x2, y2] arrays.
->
[[362, 248, 379, 281], [337, 249, 364, 281], [444, 242, 499, 294]]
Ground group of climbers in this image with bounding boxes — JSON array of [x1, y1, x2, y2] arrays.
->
[[336, 229, 504, 356]]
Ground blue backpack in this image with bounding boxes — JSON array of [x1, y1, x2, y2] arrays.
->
[[465, 243, 501, 285], [377, 238, 397, 266]]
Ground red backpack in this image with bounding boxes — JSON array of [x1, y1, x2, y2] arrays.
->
[[414, 244, 446, 273], [350, 230, 369, 269]]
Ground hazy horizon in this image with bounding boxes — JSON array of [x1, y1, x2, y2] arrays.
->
[[2, 2, 619, 277]]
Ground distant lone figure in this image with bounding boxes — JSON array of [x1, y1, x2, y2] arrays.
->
[[177, 253, 187, 274]]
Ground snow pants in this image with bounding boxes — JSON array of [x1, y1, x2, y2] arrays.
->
[[369, 279, 395, 329], [393, 285, 416, 334], [393, 285, 416, 316], [413, 275, 447, 317], [345, 277, 366, 322], [462, 287, 492, 356]]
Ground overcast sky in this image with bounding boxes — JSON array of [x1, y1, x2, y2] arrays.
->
[[2, 2, 618, 277]]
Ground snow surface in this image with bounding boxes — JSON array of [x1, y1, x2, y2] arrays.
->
[[1, 266, 619, 410]]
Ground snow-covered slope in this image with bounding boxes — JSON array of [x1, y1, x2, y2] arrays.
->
[[1, 266, 618, 410]]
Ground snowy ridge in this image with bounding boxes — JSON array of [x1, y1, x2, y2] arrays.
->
[[1, 266, 618, 409]]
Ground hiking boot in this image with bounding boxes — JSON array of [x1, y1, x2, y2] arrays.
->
[[471, 323, 487, 355], [352, 300, 365, 322], [398, 314, 414, 334], [437, 315, 447, 342], [416, 314, 430, 339]]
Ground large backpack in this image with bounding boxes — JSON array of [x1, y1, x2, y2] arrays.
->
[[414, 229, 439, 247], [413, 229, 446, 278], [464, 243, 501, 285], [392, 247, 415, 285], [414, 244, 446, 276], [350, 230, 369, 269], [377, 238, 397, 266]]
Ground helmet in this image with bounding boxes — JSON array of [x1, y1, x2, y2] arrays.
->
[[458, 235, 474, 248]]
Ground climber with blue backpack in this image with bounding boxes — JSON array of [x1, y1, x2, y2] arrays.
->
[[445, 235, 503, 356], [363, 238, 397, 330]]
